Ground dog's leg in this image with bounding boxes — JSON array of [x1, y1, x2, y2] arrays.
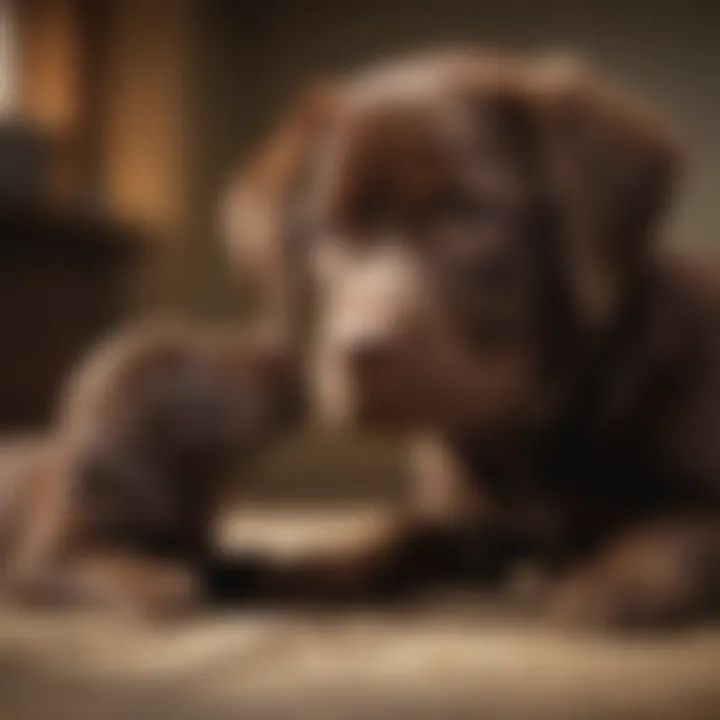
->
[[9, 551, 202, 618], [550, 515, 720, 631]]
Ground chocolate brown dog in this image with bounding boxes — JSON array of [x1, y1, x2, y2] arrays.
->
[[226, 49, 720, 630], [0, 320, 301, 616]]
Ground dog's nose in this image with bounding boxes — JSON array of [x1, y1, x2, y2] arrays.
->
[[345, 336, 393, 377], [255, 342, 289, 377]]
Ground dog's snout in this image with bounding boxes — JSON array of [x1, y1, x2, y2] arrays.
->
[[345, 335, 392, 376], [314, 245, 432, 422]]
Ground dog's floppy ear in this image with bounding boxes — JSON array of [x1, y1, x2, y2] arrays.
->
[[221, 83, 336, 335], [531, 57, 682, 330]]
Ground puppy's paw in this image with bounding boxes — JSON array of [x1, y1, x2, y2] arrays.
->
[[549, 556, 699, 633], [134, 567, 205, 620], [549, 571, 645, 631]]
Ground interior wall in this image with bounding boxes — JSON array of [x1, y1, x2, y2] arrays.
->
[[196, 0, 719, 256], [101, 0, 196, 316]]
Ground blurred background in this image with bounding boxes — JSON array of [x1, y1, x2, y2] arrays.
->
[[1, 0, 718, 502], [1, 3, 719, 718]]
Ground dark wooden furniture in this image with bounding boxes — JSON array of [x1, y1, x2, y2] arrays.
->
[[0, 200, 140, 429]]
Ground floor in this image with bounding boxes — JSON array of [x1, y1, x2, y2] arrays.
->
[[0, 506, 719, 719]]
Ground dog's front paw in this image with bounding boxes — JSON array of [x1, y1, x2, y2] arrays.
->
[[549, 553, 699, 633]]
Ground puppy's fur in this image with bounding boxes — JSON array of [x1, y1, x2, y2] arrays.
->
[[0, 321, 301, 616], [226, 49, 720, 630]]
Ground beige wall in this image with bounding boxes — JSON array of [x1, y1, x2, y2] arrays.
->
[[195, 0, 720, 254]]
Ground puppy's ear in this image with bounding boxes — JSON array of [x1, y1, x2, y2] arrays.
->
[[532, 57, 682, 329], [221, 83, 336, 335]]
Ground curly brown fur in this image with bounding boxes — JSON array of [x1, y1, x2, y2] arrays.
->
[[226, 49, 720, 631], [0, 320, 302, 617]]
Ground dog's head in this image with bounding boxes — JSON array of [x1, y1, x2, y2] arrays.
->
[[55, 322, 304, 540], [59, 322, 303, 465], [226, 50, 680, 435]]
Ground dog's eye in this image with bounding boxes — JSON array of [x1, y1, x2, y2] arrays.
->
[[440, 190, 483, 221], [421, 188, 523, 293], [336, 184, 399, 236], [425, 189, 508, 245]]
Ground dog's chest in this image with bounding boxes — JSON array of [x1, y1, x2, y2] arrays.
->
[[454, 415, 664, 555]]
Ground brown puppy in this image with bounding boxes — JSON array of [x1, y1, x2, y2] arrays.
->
[[0, 320, 301, 616], [226, 49, 720, 630]]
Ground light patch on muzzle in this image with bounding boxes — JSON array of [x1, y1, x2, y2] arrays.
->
[[312, 241, 432, 425]]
